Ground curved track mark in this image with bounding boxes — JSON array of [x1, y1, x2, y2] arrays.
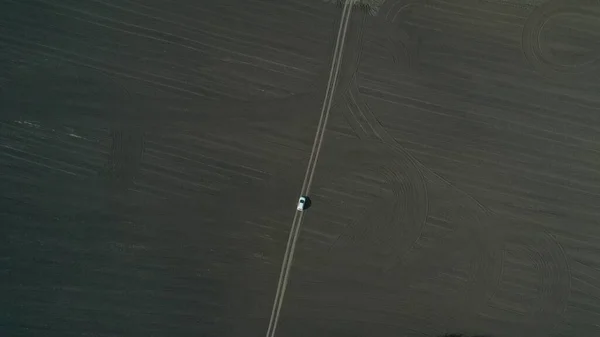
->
[[462, 214, 506, 320], [337, 10, 506, 318], [416, 181, 502, 310], [382, 203, 498, 291], [328, 153, 429, 271], [336, 0, 570, 330], [526, 231, 571, 335], [342, 76, 505, 320], [521, 0, 600, 80], [345, 76, 491, 215], [378, 0, 425, 70], [380, 0, 428, 22], [343, 74, 505, 289], [379, 161, 429, 270], [487, 227, 571, 336]]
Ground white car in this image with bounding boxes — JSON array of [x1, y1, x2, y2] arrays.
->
[[297, 196, 311, 211]]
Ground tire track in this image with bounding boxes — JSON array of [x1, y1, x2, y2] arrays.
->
[[327, 150, 428, 272], [379, 162, 428, 268], [530, 233, 571, 335], [566, 251, 600, 335], [351, 80, 489, 211], [339, 0, 571, 332], [345, 75, 520, 337], [231, 140, 396, 255], [338, 7, 501, 297], [319, 182, 503, 329], [337, 0, 504, 320], [379, 0, 425, 69], [462, 212, 505, 321], [346, 76, 491, 213], [386, 178, 502, 316], [521, 0, 600, 80], [342, 84, 568, 331], [325, 0, 386, 11], [265, 3, 354, 335], [488, 228, 571, 336]]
